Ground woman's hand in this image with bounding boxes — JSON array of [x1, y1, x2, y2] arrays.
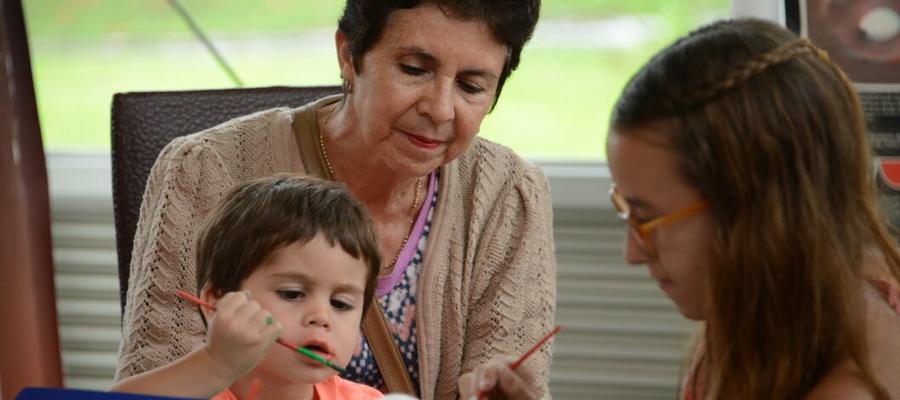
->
[[205, 291, 282, 381], [458, 358, 539, 400]]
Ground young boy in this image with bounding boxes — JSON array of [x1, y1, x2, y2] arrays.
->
[[110, 175, 383, 399]]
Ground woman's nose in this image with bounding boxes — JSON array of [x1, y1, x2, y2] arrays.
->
[[417, 79, 454, 124], [623, 228, 649, 265]]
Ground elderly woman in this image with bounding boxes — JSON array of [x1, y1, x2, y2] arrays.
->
[[115, 1, 557, 399]]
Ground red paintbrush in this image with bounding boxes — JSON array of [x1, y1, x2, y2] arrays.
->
[[175, 289, 346, 374], [477, 325, 561, 399]]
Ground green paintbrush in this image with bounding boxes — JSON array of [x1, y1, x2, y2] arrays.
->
[[176, 290, 346, 374]]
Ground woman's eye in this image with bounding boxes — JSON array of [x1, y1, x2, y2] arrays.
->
[[277, 290, 304, 300], [458, 80, 484, 94], [400, 64, 426, 76], [330, 299, 354, 311]]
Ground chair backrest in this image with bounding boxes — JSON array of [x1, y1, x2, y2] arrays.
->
[[111, 85, 341, 313]]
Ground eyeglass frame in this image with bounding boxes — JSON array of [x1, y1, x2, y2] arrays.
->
[[608, 184, 708, 258]]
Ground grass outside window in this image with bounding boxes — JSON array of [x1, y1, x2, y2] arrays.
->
[[24, 0, 728, 160]]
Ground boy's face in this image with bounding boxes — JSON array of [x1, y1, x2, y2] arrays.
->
[[239, 235, 368, 385]]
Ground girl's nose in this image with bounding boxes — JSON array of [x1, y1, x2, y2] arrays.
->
[[623, 228, 649, 265]]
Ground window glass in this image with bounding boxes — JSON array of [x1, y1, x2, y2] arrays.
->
[[24, 0, 728, 160]]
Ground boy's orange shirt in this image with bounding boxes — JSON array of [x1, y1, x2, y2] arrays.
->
[[211, 375, 383, 400]]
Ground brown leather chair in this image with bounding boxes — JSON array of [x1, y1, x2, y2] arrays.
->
[[111, 85, 341, 313]]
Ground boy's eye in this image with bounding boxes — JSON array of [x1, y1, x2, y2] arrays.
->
[[330, 299, 353, 311], [277, 290, 304, 300]]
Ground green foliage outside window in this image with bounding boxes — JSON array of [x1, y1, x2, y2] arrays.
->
[[24, 0, 728, 159]]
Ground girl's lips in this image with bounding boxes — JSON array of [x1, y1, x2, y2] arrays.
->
[[403, 131, 442, 150], [657, 279, 674, 293], [649, 272, 674, 293]]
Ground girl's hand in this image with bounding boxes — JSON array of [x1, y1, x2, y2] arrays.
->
[[458, 358, 538, 400], [204, 291, 282, 381]]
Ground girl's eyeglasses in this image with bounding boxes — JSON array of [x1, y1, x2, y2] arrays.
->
[[609, 184, 708, 258]]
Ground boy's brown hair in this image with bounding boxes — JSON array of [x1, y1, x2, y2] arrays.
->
[[195, 174, 381, 317]]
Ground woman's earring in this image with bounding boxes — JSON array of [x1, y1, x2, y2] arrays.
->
[[343, 79, 354, 94]]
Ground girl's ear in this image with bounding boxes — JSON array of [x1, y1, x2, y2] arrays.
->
[[199, 283, 219, 321]]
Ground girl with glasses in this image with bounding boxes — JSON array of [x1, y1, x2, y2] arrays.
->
[[461, 18, 900, 400], [607, 17, 900, 400]]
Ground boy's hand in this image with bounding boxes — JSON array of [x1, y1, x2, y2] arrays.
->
[[204, 291, 282, 381]]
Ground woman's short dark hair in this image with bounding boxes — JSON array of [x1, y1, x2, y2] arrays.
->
[[195, 174, 381, 317], [338, 0, 541, 109]]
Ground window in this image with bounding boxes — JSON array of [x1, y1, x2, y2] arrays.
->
[[25, 0, 729, 159]]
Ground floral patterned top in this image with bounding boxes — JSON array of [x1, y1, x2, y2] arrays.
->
[[342, 171, 440, 395]]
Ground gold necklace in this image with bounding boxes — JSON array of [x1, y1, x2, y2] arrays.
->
[[318, 131, 423, 268]]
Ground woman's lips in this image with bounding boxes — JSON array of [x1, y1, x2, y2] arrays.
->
[[404, 131, 442, 150]]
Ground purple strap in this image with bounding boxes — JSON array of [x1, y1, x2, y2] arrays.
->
[[375, 171, 436, 298]]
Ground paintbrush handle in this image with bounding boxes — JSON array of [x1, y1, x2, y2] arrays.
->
[[510, 325, 561, 371], [176, 290, 216, 311], [177, 291, 294, 353], [276, 339, 346, 374], [175, 290, 345, 373], [476, 325, 562, 399]]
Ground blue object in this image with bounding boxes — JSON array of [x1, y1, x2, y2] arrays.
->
[[16, 387, 202, 400]]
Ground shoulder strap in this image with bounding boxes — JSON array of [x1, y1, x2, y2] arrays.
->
[[292, 99, 335, 179], [292, 105, 416, 394], [362, 308, 417, 394]]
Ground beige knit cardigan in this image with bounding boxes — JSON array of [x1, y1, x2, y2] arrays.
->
[[115, 96, 558, 399]]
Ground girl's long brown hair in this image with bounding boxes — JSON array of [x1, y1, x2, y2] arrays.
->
[[611, 18, 900, 399]]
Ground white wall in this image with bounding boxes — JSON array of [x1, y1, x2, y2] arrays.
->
[[731, 0, 785, 24]]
